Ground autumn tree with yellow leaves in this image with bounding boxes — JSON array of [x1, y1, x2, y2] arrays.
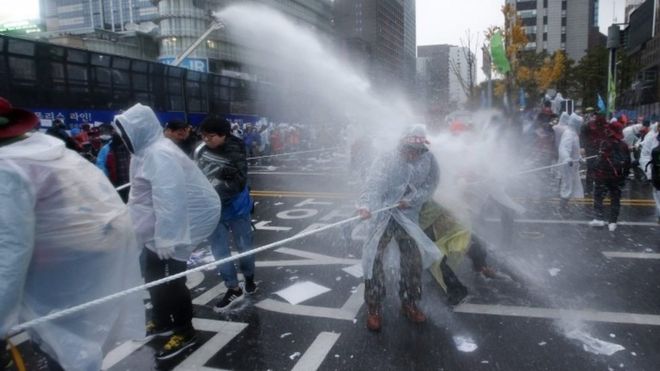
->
[[487, 4, 567, 107]]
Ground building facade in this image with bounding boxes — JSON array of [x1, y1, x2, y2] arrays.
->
[[37, 0, 333, 74], [625, 0, 645, 23], [39, 0, 159, 32], [334, 0, 414, 89], [619, 0, 660, 114], [416, 44, 476, 115], [507, 0, 603, 62]]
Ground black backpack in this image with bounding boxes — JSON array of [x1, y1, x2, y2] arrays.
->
[[646, 144, 660, 190]]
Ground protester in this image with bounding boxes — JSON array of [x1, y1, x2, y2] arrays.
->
[[623, 121, 650, 180], [588, 121, 631, 231], [45, 118, 80, 151], [357, 125, 444, 331], [558, 113, 585, 209], [164, 120, 197, 157], [639, 122, 660, 223], [195, 116, 257, 312], [96, 129, 132, 202], [581, 113, 608, 196], [0, 97, 145, 370], [113, 103, 221, 360]]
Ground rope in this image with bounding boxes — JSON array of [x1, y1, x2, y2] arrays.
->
[[112, 147, 340, 192], [465, 155, 599, 186], [247, 147, 339, 160], [8, 204, 397, 336]]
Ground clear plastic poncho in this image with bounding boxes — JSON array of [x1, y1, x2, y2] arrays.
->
[[358, 149, 443, 280], [558, 114, 584, 199], [113, 104, 221, 261], [0, 133, 145, 371]]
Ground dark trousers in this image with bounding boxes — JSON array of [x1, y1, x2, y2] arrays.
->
[[593, 179, 622, 223], [467, 236, 488, 270], [585, 159, 596, 195], [141, 248, 193, 333], [365, 220, 422, 308]]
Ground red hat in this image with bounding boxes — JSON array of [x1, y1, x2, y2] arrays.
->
[[0, 97, 39, 139]]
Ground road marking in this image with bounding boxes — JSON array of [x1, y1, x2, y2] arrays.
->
[[295, 198, 334, 207], [102, 319, 245, 370], [256, 284, 364, 321], [603, 251, 660, 259], [277, 208, 319, 219], [254, 220, 292, 231], [102, 340, 146, 370], [453, 303, 660, 326], [291, 332, 341, 371], [193, 282, 227, 306], [173, 318, 247, 371], [486, 218, 658, 227]]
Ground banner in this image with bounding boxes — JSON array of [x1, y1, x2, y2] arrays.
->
[[490, 31, 511, 74]]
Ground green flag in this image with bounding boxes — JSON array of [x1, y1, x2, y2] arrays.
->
[[490, 31, 511, 74]]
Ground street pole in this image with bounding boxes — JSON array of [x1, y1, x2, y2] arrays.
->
[[606, 24, 621, 118]]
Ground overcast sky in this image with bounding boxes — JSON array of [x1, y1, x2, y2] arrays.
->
[[416, 0, 626, 47]]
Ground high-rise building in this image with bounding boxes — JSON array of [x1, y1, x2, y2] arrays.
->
[[36, 0, 333, 74], [40, 0, 159, 32], [416, 44, 476, 114], [625, 0, 645, 23], [334, 0, 413, 88], [506, 0, 604, 61], [155, 0, 333, 75]]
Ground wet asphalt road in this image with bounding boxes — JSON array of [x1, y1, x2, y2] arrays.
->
[[11, 151, 660, 371]]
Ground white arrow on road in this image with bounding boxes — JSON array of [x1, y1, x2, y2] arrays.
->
[[254, 220, 292, 231]]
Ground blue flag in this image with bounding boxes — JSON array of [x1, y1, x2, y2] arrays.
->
[[597, 94, 606, 113]]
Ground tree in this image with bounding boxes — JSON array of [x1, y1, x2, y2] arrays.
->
[[448, 30, 479, 107], [572, 45, 608, 109]]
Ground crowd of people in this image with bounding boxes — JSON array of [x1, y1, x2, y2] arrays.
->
[[2, 94, 660, 369]]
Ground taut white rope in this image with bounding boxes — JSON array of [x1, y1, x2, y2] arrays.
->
[[8, 204, 397, 336], [247, 147, 339, 160]]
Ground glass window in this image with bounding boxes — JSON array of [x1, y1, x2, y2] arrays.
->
[[132, 60, 148, 72], [51, 62, 66, 82], [67, 64, 88, 82], [9, 57, 36, 80], [94, 67, 111, 85], [7, 39, 35, 56], [132, 73, 149, 91], [167, 77, 182, 95], [113, 69, 129, 88], [113, 57, 130, 69], [48, 45, 66, 60], [67, 49, 87, 63], [91, 53, 111, 67]]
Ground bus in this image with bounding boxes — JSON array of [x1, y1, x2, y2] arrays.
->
[[0, 34, 263, 128]]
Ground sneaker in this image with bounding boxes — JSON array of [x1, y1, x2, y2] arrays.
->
[[588, 219, 606, 227], [401, 303, 426, 323], [366, 306, 382, 332], [213, 287, 244, 312], [244, 276, 258, 295], [608, 223, 617, 232], [155, 332, 196, 361], [145, 320, 173, 338]]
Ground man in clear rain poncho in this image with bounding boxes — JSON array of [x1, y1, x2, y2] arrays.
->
[[113, 104, 221, 361], [0, 97, 145, 371], [558, 113, 585, 209], [357, 125, 444, 332]]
